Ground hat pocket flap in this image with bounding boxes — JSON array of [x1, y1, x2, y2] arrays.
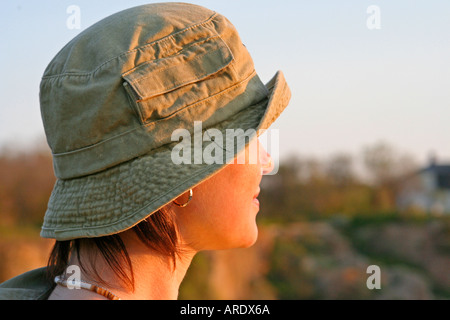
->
[[122, 36, 234, 123]]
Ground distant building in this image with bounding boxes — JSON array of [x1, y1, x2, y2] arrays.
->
[[396, 158, 450, 214]]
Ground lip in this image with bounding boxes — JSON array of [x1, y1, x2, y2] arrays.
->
[[253, 187, 261, 206]]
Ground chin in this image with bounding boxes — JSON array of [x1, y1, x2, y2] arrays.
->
[[237, 224, 259, 248]]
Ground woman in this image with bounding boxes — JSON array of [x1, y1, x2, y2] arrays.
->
[[0, 2, 290, 300]]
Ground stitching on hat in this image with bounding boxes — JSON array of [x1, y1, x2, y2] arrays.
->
[[122, 35, 221, 79], [52, 70, 257, 159], [132, 36, 225, 86], [132, 46, 232, 102], [205, 98, 266, 155], [123, 82, 145, 121], [42, 13, 219, 80], [50, 69, 261, 181], [143, 12, 220, 52], [141, 68, 257, 125], [45, 164, 223, 234]]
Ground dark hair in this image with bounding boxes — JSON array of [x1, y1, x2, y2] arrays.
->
[[46, 208, 180, 291]]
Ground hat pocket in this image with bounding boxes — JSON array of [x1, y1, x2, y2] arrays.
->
[[122, 36, 234, 124]]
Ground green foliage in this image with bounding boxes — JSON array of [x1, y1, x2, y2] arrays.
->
[[1, 141, 448, 299], [267, 236, 318, 299], [0, 147, 55, 227], [178, 252, 213, 300]]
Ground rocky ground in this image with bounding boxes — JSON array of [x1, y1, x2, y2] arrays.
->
[[180, 216, 450, 299], [1, 216, 449, 300]]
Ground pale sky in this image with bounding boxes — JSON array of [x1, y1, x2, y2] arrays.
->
[[1, 0, 449, 166]]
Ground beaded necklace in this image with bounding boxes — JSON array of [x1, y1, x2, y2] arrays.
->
[[54, 275, 121, 300]]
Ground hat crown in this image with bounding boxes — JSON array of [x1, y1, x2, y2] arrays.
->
[[40, 3, 267, 179], [44, 3, 216, 75]]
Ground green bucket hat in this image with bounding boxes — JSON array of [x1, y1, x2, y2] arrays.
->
[[40, 2, 291, 240]]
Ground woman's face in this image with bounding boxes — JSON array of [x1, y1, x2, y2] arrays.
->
[[174, 138, 273, 252]]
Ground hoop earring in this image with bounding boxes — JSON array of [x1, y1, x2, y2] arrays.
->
[[173, 189, 193, 207]]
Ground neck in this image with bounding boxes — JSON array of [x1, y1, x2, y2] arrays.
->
[[50, 231, 196, 300], [117, 245, 195, 300]]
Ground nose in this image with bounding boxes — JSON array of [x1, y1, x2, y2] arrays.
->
[[259, 145, 274, 175]]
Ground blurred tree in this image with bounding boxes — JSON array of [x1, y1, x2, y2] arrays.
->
[[362, 141, 397, 186], [0, 144, 55, 227], [325, 153, 356, 188], [361, 140, 419, 212], [260, 141, 419, 220]]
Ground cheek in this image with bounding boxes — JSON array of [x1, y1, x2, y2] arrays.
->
[[179, 164, 260, 251]]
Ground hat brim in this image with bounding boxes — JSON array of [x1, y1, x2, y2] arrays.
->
[[41, 71, 291, 240]]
